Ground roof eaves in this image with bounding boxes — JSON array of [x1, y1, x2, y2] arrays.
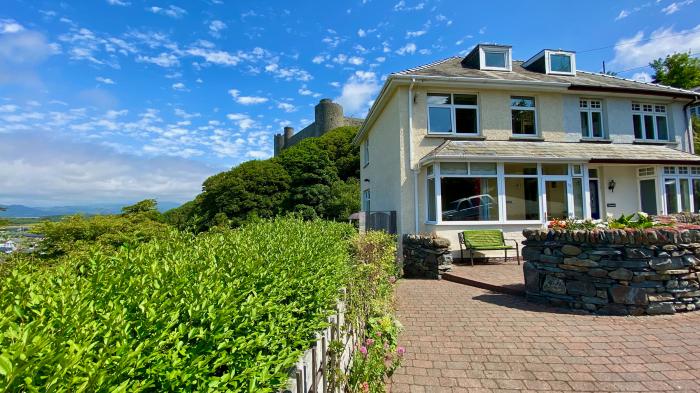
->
[[393, 56, 460, 76], [577, 70, 700, 96]]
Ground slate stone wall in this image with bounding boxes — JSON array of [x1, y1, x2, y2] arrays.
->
[[522, 228, 700, 315], [402, 234, 453, 279]]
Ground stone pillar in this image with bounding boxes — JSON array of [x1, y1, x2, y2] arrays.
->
[[402, 234, 453, 279], [314, 99, 344, 137]]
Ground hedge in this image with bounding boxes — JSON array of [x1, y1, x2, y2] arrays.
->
[[0, 218, 358, 392]]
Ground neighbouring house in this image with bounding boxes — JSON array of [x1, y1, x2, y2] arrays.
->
[[273, 98, 364, 156], [691, 86, 700, 118], [354, 44, 700, 259]]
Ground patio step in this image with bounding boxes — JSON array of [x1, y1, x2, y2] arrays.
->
[[442, 272, 525, 297]]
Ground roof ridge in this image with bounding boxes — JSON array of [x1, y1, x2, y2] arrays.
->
[[577, 70, 700, 95], [393, 56, 460, 76]]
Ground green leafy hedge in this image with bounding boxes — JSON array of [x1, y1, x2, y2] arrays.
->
[[1, 218, 357, 392]]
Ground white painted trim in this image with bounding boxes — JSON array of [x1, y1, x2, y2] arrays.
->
[[479, 45, 512, 72]]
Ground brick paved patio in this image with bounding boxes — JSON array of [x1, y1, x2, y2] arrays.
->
[[443, 261, 525, 296], [390, 279, 700, 392]]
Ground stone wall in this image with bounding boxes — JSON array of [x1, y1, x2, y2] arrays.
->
[[402, 234, 453, 279], [522, 228, 700, 315]]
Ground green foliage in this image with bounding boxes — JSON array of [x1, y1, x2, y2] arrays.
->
[[608, 212, 656, 229], [277, 139, 339, 217], [0, 218, 357, 392], [315, 126, 361, 180], [325, 178, 361, 222], [548, 218, 599, 231], [348, 317, 403, 393], [196, 160, 291, 230], [162, 200, 199, 231], [34, 211, 170, 258], [650, 52, 700, 89], [121, 199, 158, 215]]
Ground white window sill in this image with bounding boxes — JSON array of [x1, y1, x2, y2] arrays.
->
[[426, 133, 485, 140], [633, 139, 676, 145], [428, 220, 543, 226]]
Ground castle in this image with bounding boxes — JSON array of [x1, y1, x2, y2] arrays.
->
[[273, 98, 364, 156]]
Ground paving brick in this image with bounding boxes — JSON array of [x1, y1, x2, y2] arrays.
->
[[389, 279, 700, 393]]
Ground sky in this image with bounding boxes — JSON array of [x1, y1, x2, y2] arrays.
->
[[1, 0, 699, 207]]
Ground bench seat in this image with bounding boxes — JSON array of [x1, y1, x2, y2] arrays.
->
[[458, 230, 520, 266]]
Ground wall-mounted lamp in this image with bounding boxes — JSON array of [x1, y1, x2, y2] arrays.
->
[[364, 178, 370, 183], [608, 179, 616, 192]]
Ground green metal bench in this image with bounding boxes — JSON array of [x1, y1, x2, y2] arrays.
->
[[458, 230, 520, 266]]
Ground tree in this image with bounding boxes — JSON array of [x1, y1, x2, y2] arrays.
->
[[316, 126, 360, 180], [324, 178, 361, 221], [195, 159, 291, 229], [121, 199, 158, 215], [693, 116, 700, 155], [650, 52, 700, 89], [276, 138, 339, 217]]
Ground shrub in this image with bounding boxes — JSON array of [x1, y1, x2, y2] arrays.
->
[[1, 218, 355, 392]]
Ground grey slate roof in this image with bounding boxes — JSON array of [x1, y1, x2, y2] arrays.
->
[[395, 58, 700, 98], [420, 140, 700, 164]]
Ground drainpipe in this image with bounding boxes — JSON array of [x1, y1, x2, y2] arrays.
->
[[684, 98, 699, 154], [408, 78, 419, 233]]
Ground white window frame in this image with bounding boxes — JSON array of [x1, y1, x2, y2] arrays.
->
[[510, 96, 538, 137], [632, 102, 669, 141], [661, 166, 700, 214], [546, 50, 576, 76], [480, 46, 512, 71], [425, 161, 590, 225], [579, 99, 605, 139], [426, 165, 437, 223], [426, 93, 480, 136]]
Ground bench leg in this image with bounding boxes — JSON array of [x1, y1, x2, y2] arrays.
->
[[516, 246, 520, 265], [504, 248, 507, 263], [470, 250, 474, 267]]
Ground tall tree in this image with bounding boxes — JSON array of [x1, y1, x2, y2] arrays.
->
[[196, 159, 291, 229], [650, 52, 700, 89]]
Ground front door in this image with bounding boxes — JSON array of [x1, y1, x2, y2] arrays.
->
[[544, 179, 569, 220], [639, 178, 657, 215]]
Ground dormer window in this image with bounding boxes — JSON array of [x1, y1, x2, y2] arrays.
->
[[548, 51, 574, 74], [523, 49, 576, 76], [461, 44, 512, 71]]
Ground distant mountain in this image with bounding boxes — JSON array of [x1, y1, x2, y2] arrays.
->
[[0, 201, 181, 218]]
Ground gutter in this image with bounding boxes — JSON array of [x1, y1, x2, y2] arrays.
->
[[407, 78, 419, 233]]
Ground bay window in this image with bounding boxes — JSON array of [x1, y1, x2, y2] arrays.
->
[[580, 99, 604, 138], [511, 97, 537, 136], [439, 162, 498, 222], [632, 103, 669, 141], [662, 166, 700, 214], [427, 93, 479, 135]]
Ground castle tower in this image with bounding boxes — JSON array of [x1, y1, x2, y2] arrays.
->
[[273, 133, 284, 156], [314, 98, 344, 137]]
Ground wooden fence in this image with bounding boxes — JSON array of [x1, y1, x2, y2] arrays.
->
[[281, 289, 358, 393]]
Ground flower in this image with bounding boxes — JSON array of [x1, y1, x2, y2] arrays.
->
[[361, 382, 369, 393], [359, 346, 368, 356], [375, 331, 382, 337], [397, 346, 405, 356], [388, 276, 397, 284], [366, 338, 375, 346]]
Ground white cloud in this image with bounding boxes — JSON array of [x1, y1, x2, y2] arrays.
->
[[171, 82, 186, 90], [0, 19, 24, 34], [610, 25, 700, 70], [393, 0, 425, 11], [96, 76, 115, 84], [264, 62, 312, 81], [298, 85, 319, 97], [228, 89, 268, 105], [615, 10, 631, 20], [312, 54, 328, 64], [186, 47, 239, 66], [335, 70, 380, 116], [348, 56, 364, 65], [226, 113, 255, 131], [0, 131, 214, 205], [375, 56, 386, 63], [662, 0, 694, 14], [209, 20, 227, 37], [136, 52, 179, 67], [0, 105, 18, 112], [435, 14, 452, 26], [148, 5, 187, 18], [357, 29, 366, 37], [632, 72, 652, 82], [329, 81, 341, 88], [277, 102, 296, 113], [107, 0, 130, 6], [395, 42, 417, 55], [406, 30, 426, 38]]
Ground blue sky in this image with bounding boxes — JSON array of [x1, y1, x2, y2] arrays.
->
[[1, 0, 699, 206]]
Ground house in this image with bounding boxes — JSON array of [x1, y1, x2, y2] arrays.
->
[[354, 44, 700, 258], [691, 86, 700, 118], [273, 98, 363, 156]]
